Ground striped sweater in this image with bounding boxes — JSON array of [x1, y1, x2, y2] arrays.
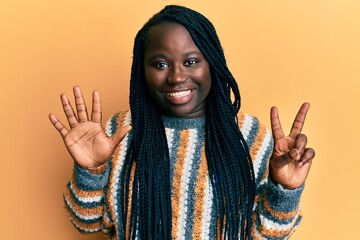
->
[[64, 111, 304, 239]]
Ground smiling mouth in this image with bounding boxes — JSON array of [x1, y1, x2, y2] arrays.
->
[[166, 90, 192, 98]]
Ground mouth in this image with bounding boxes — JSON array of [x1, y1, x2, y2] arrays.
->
[[162, 89, 195, 105], [165, 89, 192, 98]]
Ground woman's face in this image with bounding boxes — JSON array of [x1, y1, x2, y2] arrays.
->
[[143, 23, 211, 118]]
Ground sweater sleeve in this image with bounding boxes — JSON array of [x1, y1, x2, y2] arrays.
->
[[63, 112, 126, 235], [238, 112, 304, 239]]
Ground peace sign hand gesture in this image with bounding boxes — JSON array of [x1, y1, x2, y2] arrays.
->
[[269, 103, 315, 190], [49, 86, 132, 170]]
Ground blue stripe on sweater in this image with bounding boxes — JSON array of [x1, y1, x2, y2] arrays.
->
[[73, 164, 110, 191], [245, 116, 260, 148], [209, 183, 218, 238], [168, 128, 180, 193], [109, 113, 119, 136], [266, 179, 304, 212]]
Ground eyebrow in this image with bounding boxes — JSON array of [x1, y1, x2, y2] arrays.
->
[[147, 51, 203, 61], [147, 53, 167, 60], [185, 51, 203, 57]]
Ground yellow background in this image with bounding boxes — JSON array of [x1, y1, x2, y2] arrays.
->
[[1, 0, 359, 239]]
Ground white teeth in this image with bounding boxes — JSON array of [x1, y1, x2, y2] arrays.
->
[[167, 90, 191, 98]]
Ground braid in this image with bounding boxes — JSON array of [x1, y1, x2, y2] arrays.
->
[[122, 5, 256, 239], [120, 34, 172, 239]]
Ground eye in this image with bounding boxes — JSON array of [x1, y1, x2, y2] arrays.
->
[[153, 62, 169, 69], [184, 59, 198, 66]]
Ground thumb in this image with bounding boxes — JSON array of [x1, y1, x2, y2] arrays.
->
[[110, 125, 132, 148]]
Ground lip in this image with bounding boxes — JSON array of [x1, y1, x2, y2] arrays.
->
[[162, 89, 195, 105]]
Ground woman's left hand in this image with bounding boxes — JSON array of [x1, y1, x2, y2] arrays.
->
[[269, 102, 315, 190]]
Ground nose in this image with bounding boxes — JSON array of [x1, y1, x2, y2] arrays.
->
[[167, 65, 187, 84]]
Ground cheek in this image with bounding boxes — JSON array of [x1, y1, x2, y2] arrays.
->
[[145, 67, 166, 86], [203, 79, 212, 99], [144, 70, 166, 102], [144, 69, 158, 91], [200, 68, 212, 94]]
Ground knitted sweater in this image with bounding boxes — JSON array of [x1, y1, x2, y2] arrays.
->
[[64, 111, 304, 239]]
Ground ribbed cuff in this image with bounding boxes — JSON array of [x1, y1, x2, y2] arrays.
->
[[266, 178, 304, 212], [73, 163, 110, 191]]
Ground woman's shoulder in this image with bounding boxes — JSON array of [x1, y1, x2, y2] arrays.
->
[[238, 112, 274, 184], [237, 111, 264, 132], [237, 111, 273, 149]]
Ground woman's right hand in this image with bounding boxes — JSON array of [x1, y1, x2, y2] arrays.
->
[[49, 86, 132, 169]]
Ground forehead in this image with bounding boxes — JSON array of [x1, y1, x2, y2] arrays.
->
[[145, 23, 200, 54]]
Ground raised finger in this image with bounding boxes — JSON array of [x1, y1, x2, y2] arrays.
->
[[289, 102, 310, 138], [49, 113, 69, 138], [295, 134, 308, 154], [61, 93, 78, 128], [73, 86, 89, 123], [270, 106, 285, 140], [91, 90, 102, 123], [299, 148, 315, 166]]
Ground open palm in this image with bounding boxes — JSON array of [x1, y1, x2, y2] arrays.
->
[[269, 103, 315, 189], [49, 86, 131, 169]]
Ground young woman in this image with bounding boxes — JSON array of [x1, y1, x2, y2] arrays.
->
[[49, 5, 315, 239]]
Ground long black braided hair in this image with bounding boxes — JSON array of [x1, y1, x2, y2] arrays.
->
[[119, 5, 256, 239]]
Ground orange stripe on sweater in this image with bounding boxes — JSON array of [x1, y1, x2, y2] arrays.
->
[[263, 196, 298, 220], [237, 111, 246, 130], [107, 143, 122, 223], [261, 130, 271, 182], [251, 212, 261, 240], [192, 147, 208, 240], [254, 194, 261, 204], [261, 162, 270, 181], [64, 187, 103, 217], [171, 129, 190, 239], [125, 161, 136, 239], [69, 178, 103, 198]]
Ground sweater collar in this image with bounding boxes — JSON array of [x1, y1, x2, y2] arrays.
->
[[162, 115, 206, 130]]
